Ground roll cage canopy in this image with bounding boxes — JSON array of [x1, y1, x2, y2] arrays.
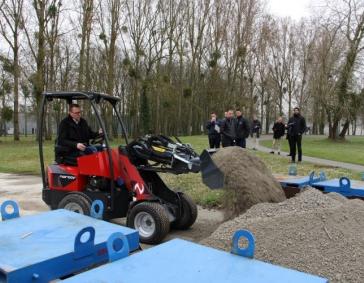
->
[[43, 91, 120, 105], [39, 91, 127, 196]]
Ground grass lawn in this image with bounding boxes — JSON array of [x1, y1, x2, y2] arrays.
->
[[261, 135, 364, 166], [0, 135, 361, 207]]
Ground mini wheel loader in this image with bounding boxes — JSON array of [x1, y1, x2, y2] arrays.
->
[[39, 91, 223, 244]]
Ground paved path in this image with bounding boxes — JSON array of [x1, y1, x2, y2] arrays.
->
[[246, 135, 364, 172], [0, 173, 224, 245]]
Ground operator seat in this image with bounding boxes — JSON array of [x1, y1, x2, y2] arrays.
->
[[54, 142, 78, 166]]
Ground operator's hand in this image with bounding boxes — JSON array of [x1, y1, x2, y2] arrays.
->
[[77, 143, 86, 151], [98, 128, 103, 134]]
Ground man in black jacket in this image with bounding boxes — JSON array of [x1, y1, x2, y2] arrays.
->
[[270, 116, 285, 155], [220, 110, 236, 147], [206, 112, 221, 148], [287, 107, 306, 162], [235, 109, 250, 148], [56, 104, 101, 161]]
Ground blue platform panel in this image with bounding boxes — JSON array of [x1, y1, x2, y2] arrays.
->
[[313, 178, 364, 197], [63, 239, 328, 283], [275, 174, 313, 188], [275, 172, 324, 188], [0, 209, 139, 283]]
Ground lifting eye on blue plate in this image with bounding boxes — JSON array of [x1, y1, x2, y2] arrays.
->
[[90, 200, 104, 219], [319, 171, 327, 181], [339, 177, 351, 191], [107, 232, 130, 262], [1, 200, 20, 221], [74, 226, 96, 260], [231, 229, 255, 258]]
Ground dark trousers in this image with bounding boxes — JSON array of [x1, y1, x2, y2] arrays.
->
[[235, 138, 246, 148], [221, 136, 234, 147], [208, 134, 221, 149], [290, 135, 302, 162]]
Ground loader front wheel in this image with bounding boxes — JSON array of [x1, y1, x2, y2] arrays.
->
[[58, 193, 92, 215], [127, 202, 170, 244], [172, 193, 198, 230]]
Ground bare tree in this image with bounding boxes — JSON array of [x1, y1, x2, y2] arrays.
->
[[0, 0, 24, 140], [77, 0, 94, 90], [321, 0, 364, 139], [23, 0, 49, 139]]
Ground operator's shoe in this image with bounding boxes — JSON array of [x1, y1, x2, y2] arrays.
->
[[270, 151, 274, 154], [278, 152, 281, 155]]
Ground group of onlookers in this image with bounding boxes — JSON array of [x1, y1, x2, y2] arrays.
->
[[206, 109, 261, 150], [206, 107, 306, 163]]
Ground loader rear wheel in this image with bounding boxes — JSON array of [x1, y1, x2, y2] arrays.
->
[[58, 193, 92, 215], [127, 202, 170, 244], [172, 193, 198, 230]]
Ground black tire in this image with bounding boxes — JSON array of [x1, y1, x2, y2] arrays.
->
[[58, 193, 92, 215], [172, 193, 198, 230], [127, 202, 170, 244]]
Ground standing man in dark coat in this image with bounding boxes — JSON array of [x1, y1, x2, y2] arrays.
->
[[56, 103, 101, 161], [270, 116, 285, 155], [287, 107, 306, 163], [235, 109, 250, 148], [220, 110, 236, 147], [206, 112, 221, 149]]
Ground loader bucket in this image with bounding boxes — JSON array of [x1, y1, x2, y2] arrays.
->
[[200, 150, 224, 189]]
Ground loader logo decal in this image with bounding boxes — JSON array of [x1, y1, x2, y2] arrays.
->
[[57, 174, 76, 187], [133, 183, 145, 195]]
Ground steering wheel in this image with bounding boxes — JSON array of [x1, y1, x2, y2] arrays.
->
[[90, 133, 104, 145]]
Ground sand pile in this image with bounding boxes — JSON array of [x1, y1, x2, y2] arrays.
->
[[211, 147, 286, 218], [202, 188, 364, 282]]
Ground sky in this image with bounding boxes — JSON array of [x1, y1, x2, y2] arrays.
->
[[267, 0, 312, 20]]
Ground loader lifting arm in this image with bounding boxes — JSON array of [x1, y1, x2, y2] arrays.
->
[[127, 134, 224, 189]]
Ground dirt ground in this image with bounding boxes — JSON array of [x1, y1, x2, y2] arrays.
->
[[0, 173, 224, 244]]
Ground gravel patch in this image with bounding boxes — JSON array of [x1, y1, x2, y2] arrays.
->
[[202, 188, 364, 282]]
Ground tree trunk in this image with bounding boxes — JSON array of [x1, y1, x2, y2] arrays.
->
[[329, 119, 339, 140], [78, 0, 93, 90], [13, 36, 19, 140], [339, 119, 349, 138], [24, 97, 27, 136], [352, 119, 356, 135], [34, 0, 46, 141]]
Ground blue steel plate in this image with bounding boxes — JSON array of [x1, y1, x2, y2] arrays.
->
[[0, 209, 139, 271], [313, 178, 364, 197], [314, 179, 364, 189], [274, 174, 314, 188], [63, 239, 328, 283]]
